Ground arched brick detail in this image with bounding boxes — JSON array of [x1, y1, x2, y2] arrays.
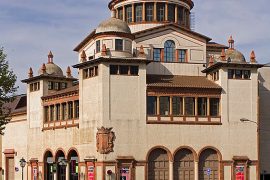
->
[[146, 146, 173, 162], [173, 146, 198, 162], [198, 146, 222, 161], [55, 148, 67, 159], [67, 147, 80, 162], [43, 149, 54, 161]]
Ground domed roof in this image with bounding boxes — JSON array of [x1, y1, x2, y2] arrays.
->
[[95, 17, 131, 34], [38, 63, 64, 76], [225, 48, 246, 63]]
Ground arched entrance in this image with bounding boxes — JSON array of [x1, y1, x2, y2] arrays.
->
[[148, 148, 169, 180], [68, 149, 79, 180], [199, 148, 219, 180], [55, 150, 66, 180], [173, 148, 195, 180], [44, 151, 54, 180]]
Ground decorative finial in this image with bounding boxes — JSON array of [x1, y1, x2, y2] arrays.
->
[[208, 55, 214, 67], [28, 67, 33, 78], [228, 35, 235, 49], [138, 45, 146, 58], [48, 51, 54, 63], [66, 66, 72, 77], [221, 49, 226, 61], [81, 50, 87, 62], [101, 44, 107, 56], [250, 50, 257, 63], [41, 63, 46, 74]]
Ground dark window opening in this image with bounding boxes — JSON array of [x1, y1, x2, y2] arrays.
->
[[147, 96, 157, 115], [115, 39, 123, 51]]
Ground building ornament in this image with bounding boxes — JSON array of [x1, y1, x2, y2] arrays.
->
[[96, 127, 116, 154]]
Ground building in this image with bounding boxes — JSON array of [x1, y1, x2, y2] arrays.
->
[[2, 0, 269, 179]]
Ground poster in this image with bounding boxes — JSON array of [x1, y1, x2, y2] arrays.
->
[[88, 166, 95, 180], [235, 166, 245, 180], [120, 168, 130, 180]]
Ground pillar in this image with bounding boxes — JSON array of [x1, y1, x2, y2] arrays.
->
[[169, 161, 173, 180], [165, 3, 168, 21], [132, 3, 135, 22], [154, 2, 157, 21], [195, 161, 199, 180], [54, 172, 57, 180], [175, 5, 178, 24], [142, 2, 146, 21], [195, 97, 198, 116], [66, 163, 70, 180], [123, 6, 125, 21]]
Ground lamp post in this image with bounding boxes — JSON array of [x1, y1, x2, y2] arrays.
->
[[19, 157, 26, 180]]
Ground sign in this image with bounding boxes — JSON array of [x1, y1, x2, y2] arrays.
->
[[235, 166, 245, 180], [15, 167, 19, 172], [120, 168, 130, 180], [88, 166, 95, 180], [206, 168, 211, 176]]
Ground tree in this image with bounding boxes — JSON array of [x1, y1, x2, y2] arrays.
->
[[0, 47, 17, 135]]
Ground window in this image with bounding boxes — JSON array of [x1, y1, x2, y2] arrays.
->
[[44, 106, 49, 122], [30, 82, 40, 92], [110, 65, 118, 75], [212, 71, 219, 81], [228, 69, 251, 79], [74, 100, 79, 119], [135, 4, 143, 22], [96, 40, 100, 53], [243, 70, 251, 79], [198, 97, 207, 116], [130, 66, 139, 75], [235, 69, 242, 79], [210, 98, 219, 116], [172, 97, 183, 115], [228, 69, 234, 79], [55, 82, 60, 90], [125, 5, 132, 23], [61, 82, 67, 89], [178, 49, 186, 62], [160, 96, 170, 115], [68, 102, 73, 119], [48, 81, 54, 90], [56, 104, 60, 121], [153, 49, 161, 61], [62, 103, 67, 120], [164, 40, 175, 62], [147, 96, 157, 115], [157, 3, 165, 22], [177, 6, 183, 25], [185, 97, 195, 116], [119, 65, 129, 75], [118, 8, 123, 20], [50, 105, 54, 121], [83, 66, 98, 79], [168, 4, 175, 22], [145, 3, 154, 21], [185, 9, 190, 27], [115, 39, 123, 51]]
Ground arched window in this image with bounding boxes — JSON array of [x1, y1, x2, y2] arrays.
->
[[44, 151, 54, 180], [199, 149, 219, 180], [164, 40, 175, 62], [148, 148, 169, 180], [68, 150, 79, 180], [173, 148, 194, 180]]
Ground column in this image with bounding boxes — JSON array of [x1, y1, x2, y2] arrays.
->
[[54, 172, 57, 180], [48, 106, 51, 122], [154, 2, 157, 21], [207, 98, 210, 116], [123, 6, 125, 21], [195, 161, 199, 180], [165, 3, 168, 21], [60, 103, 63, 120], [66, 163, 70, 180], [72, 101, 76, 123], [175, 5, 178, 24], [132, 3, 135, 23], [142, 2, 146, 22], [157, 97, 160, 115], [195, 97, 198, 116], [169, 161, 173, 180]]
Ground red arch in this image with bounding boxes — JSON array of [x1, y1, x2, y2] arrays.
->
[[173, 146, 198, 162], [43, 148, 54, 162], [67, 147, 80, 162], [198, 146, 222, 161], [55, 148, 66, 160], [146, 146, 173, 162]]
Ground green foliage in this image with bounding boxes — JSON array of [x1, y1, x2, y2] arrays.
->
[[0, 47, 17, 135]]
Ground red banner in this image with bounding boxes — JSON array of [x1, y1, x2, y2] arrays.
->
[[235, 166, 245, 180]]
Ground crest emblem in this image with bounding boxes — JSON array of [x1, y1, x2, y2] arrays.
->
[[96, 127, 116, 154]]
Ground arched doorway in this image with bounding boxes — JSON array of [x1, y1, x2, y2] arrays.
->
[[148, 148, 169, 180], [44, 151, 54, 180], [199, 148, 219, 180], [173, 148, 195, 180], [55, 150, 66, 180], [68, 149, 79, 180]]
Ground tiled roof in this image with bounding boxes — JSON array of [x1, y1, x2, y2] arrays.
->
[[207, 42, 228, 49], [42, 84, 79, 99], [2, 95, 27, 115], [147, 75, 221, 89]]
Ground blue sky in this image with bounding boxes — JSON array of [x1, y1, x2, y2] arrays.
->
[[0, 0, 269, 93]]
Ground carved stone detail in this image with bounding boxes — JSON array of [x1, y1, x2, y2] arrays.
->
[[96, 127, 116, 154]]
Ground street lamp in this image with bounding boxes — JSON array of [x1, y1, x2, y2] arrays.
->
[[240, 118, 258, 125], [19, 157, 26, 180]]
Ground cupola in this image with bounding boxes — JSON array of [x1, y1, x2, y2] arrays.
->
[[38, 51, 64, 76]]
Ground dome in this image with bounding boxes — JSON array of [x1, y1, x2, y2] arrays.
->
[[38, 63, 64, 76], [95, 17, 131, 34], [225, 48, 246, 63]]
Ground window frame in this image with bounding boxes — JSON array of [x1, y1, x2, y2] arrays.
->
[[115, 39, 124, 51], [145, 3, 154, 21], [135, 4, 143, 22], [164, 40, 176, 62]]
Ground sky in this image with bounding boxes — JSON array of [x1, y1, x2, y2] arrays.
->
[[0, 0, 269, 94]]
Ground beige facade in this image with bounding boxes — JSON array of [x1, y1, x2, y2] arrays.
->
[[2, 0, 269, 180]]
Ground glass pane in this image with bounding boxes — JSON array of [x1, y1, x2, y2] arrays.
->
[[146, 3, 154, 21], [157, 3, 165, 21], [164, 40, 175, 62], [160, 96, 170, 116], [172, 97, 183, 115], [115, 39, 123, 51], [130, 66, 139, 75], [168, 4, 175, 22], [235, 69, 242, 79], [147, 96, 157, 115], [210, 98, 219, 116], [153, 49, 161, 61], [110, 65, 118, 75], [126, 6, 132, 23], [118, 8, 123, 20], [243, 70, 251, 79], [228, 69, 234, 79], [135, 4, 143, 22], [178, 50, 186, 62], [119, 65, 129, 75], [185, 97, 195, 116], [177, 6, 183, 25], [198, 98, 207, 116], [96, 40, 100, 53]]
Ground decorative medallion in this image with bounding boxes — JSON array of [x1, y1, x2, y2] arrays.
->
[[96, 127, 116, 154]]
